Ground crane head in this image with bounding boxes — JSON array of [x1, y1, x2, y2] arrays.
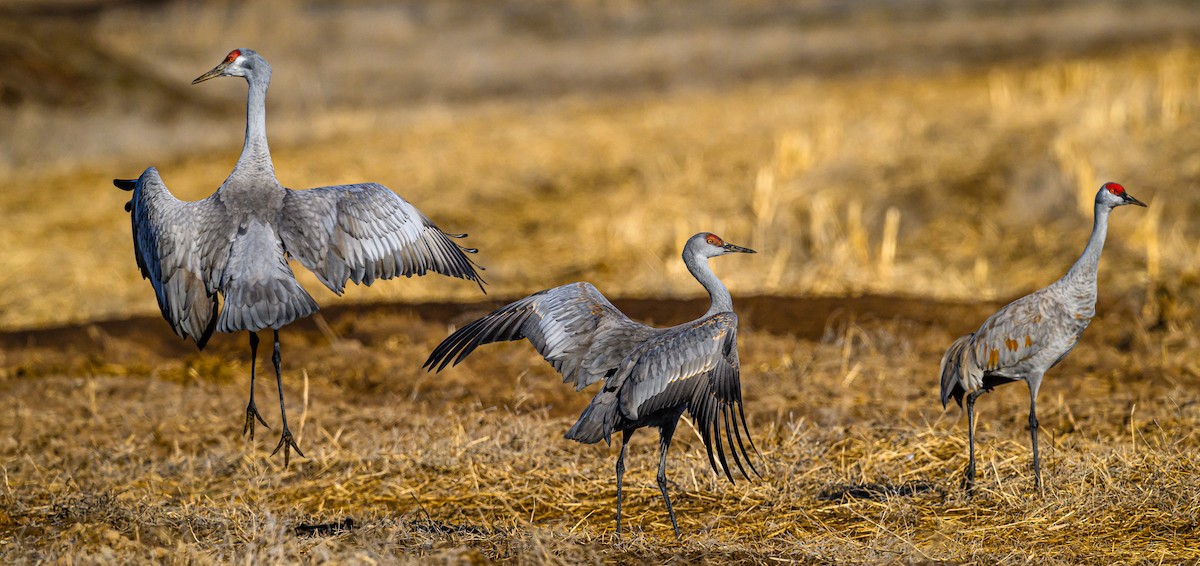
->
[[192, 48, 262, 84], [690, 232, 756, 258], [1097, 182, 1147, 208]]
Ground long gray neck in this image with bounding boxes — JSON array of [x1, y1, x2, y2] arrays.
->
[[232, 68, 276, 181], [1061, 202, 1111, 289], [685, 251, 732, 317]]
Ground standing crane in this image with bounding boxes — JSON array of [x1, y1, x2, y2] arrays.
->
[[425, 232, 758, 540], [940, 182, 1146, 493], [114, 49, 484, 465]]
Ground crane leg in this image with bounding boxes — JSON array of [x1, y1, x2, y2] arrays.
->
[[615, 429, 632, 538], [965, 389, 987, 496], [243, 332, 270, 440], [1029, 395, 1041, 493], [657, 421, 681, 541], [269, 329, 304, 466]]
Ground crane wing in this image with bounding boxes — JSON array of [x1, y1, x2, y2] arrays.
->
[[424, 282, 657, 390], [116, 167, 225, 348], [279, 183, 483, 295], [611, 313, 757, 481], [970, 293, 1062, 377]]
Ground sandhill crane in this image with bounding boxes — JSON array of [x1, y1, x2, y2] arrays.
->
[[425, 232, 758, 539], [114, 49, 484, 465], [940, 182, 1146, 493]]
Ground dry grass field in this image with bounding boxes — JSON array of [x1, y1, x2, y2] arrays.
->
[[3, 0, 1200, 563]]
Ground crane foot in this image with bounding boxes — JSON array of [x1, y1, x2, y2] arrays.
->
[[243, 400, 271, 440], [271, 427, 305, 467]]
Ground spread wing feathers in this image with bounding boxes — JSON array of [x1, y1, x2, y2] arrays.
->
[[215, 219, 318, 333], [279, 183, 484, 295], [424, 282, 657, 390], [941, 293, 1060, 407], [116, 167, 224, 348], [567, 313, 757, 481]]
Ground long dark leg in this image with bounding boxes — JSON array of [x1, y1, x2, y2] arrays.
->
[[615, 429, 632, 538], [269, 329, 304, 466], [965, 389, 987, 496], [1029, 395, 1041, 493], [657, 420, 681, 541], [243, 332, 270, 440]]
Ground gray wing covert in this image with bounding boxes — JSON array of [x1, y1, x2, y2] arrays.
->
[[424, 282, 656, 390], [970, 293, 1061, 377], [611, 313, 757, 480], [119, 167, 225, 347], [279, 183, 483, 295], [617, 314, 737, 419]]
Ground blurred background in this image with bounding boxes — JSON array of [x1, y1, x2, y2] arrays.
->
[[2, 0, 1199, 330]]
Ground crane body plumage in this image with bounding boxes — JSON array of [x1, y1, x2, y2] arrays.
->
[[939, 182, 1145, 493], [116, 49, 484, 465], [425, 232, 758, 539]]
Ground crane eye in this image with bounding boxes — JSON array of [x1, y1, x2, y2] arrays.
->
[[1103, 182, 1125, 195], [705, 235, 722, 246], [226, 49, 242, 63]]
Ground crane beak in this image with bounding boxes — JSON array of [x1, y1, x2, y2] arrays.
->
[[1122, 192, 1147, 207], [192, 63, 229, 84], [723, 242, 756, 254]]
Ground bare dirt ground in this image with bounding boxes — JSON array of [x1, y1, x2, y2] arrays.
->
[[2, 0, 1200, 563]]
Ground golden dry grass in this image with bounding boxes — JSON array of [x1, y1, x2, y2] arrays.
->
[[3, 1, 1200, 563], [2, 295, 1199, 563], [4, 42, 1200, 329]]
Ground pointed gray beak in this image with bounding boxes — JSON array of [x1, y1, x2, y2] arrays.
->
[[192, 63, 229, 84], [723, 242, 756, 254], [1122, 192, 1147, 207]]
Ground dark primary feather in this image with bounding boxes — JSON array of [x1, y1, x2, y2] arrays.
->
[[565, 313, 758, 482], [279, 183, 485, 295]]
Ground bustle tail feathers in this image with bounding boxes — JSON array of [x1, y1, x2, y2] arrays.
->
[[940, 333, 974, 408], [565, 391, 619, 445]]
